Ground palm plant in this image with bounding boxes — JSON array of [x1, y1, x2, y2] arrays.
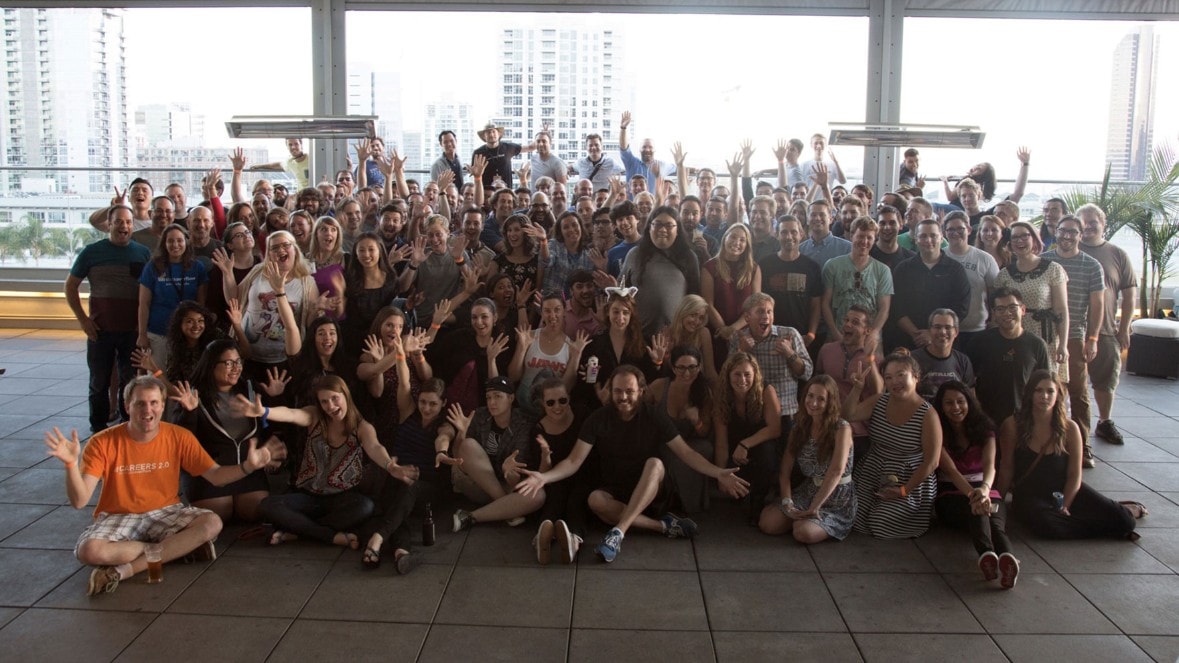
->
[[1062, 143, 1179, 317]]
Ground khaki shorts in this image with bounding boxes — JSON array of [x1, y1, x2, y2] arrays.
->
[[1088, 335, 1121, 393], [75, 503, 214, 558]]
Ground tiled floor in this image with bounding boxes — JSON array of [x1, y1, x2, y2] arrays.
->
[[0, 328, 1177, 662]]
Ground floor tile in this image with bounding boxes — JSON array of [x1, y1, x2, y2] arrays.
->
[[825, 573, 982, 633], [913, 526, 1052, 575], [1025, 537, 1172, 574], [0, 437, 56, 469], [0, 414, 51, 437], [216, 534, 348, 561], [944, 572, 1117, 634], [574, 525, 698, 571], [1092, 440, 1179, 462], [1131, 635, 1179, 663], [854, 634, 1005, 663], [0, 503, 53, 542], [1116, 417, 1179, 440], [714, 631, 862, 661], [1110, 462, 1179, 492], [1134, 528, 1179, 572], [573, 569, 708, 630], [167, 556, 333, 618], [995, 634, 1153, 662], [1102, 491, 1179, 528], [115, 614, 289, 662], [0, 468, 69, 505], [1, 505, 93, 549], [420, 625, 567, 663], [0, 548, 80, 606], [0, 607, 154, 662], [0, 379, 59, 396], [36, 561, 208, 613], [810, 534, 934, 573], [272, 620, 428, 661], [458, 522, 570, 568], [701, 571, 844, 632], [568, 628, 712, 663], [1067, 574, 1179, 635], [300, 557, 450, 623], [2, 395, 83, 417], [691, 516, 818, 572], [435, 565, 573, 628], [1079, 463, 1150, 492], [0, 607, 23, 629]]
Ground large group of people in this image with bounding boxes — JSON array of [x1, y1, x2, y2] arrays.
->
[[54, 118, 1147, 597]]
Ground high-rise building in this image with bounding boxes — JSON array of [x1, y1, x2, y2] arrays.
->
[[134, 103, 205, 149], [422, 98, 477, 174], [1104, 26, 1158, 182], [1, 7, 129, 195], [348, 64, 403, 155], [497, 25, 625, 166]]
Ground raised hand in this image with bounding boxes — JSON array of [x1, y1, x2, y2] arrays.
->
[[356, 138, 371, 160], [450, 233, 469, 261], [646, 331, 669, 364], [409, 235, 428, 265], [773, 139, 788, 163], [389, 149, 407, 173], [592, 270, 618, 290], [515, 323, 534, 350], [620, 111, 632, 130], [849, 363, 871, 390], [588, 247, 607, 271], [811, 161, 829, 187], [516, 278, 535, 309], [570, 329, 591, 356], [211, 247, 233, 274], [231, 393, 266, 418], [132, 347, 159, 375], [671, 141, 686, 166], [608, 175, 625, 198], [486, 333, 510, 360], [469, 154, 488, 179], [1016, 145, 1031, 166], [446, 403, 473, 437], [363, 334, 385, 361], [740, 138, 755, 164], [44, 427, 82, 467], [389, 243, 413, 266], [169, 381, 200, 412], [436, 168, 455, 192], [204, 168, 222, 198], [261, 367, 291, 397], [502, 449, 525, 484], [725, 152, 743, 178], [432, 297, 455, 327], [226, 298, 244, 329], [404, 328, 429, 355], [243, 437, 273, 473], [230, 147, 246, 171], [111, 185, 127, 206], [263, 258, 286, 292]]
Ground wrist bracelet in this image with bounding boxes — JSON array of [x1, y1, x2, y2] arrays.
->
[[395, 354, 406, 361], [408, 263, 419, 270], [275, 292, 286, 298], [737, 442, 748, 451], [152, 369, 163, 378], [899, 485, 908, 497], [261, 406, 270, 428]]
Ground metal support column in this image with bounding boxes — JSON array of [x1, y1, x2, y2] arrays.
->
[[312, 0, 348, 184], [863, 0, 904, 198]]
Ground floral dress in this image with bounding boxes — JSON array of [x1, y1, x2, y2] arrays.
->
[[994, 259, 1067, 378], [792, 420, 856, 540]]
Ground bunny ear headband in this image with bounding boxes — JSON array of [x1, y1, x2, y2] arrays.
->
[[604, 286, 637, 299]]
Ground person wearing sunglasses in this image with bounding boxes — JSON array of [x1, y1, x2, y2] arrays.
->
[[644, 346, 715, 513], [530, 378, 589, 564]]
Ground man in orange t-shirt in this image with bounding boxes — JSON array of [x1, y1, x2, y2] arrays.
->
[[45, 375, 271, 596]]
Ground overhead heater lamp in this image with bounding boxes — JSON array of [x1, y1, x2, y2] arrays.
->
[[225, 116, 378, 139], [827, 123, 985, 148]]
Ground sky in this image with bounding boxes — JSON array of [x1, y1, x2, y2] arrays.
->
[[123, 8, 1179, 186]]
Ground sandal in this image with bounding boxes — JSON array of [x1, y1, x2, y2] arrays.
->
[[268, 530, 296, 546], [1119, 501, 1149, 519], [362, 546, 382, 569]]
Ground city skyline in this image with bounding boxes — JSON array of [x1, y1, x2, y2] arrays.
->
[[1105, 25, 1159, 182]]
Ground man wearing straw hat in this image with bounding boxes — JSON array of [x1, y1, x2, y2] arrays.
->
[[472, 121, 536, 190]]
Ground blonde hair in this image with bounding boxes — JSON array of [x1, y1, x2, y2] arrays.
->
[[236, 230, 318, 328], [669, 295, 709, 350], [309, 216, 345, 267], [716, 224, 756, 289]]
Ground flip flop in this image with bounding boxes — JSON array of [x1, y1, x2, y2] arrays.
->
[[1119, 501, 1149, 519], [362, 546, 381, 569], [269, 530, 295, 546]]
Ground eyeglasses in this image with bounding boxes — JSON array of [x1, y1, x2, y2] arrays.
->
[[944, 227, 967, 235], [228, 232, 251, 242], [218, 359, 243, 369], [673, 364, 700, 372], [650, 222, 677, 231], [545, 397, 569, 407], [1056, 228, 1080, 237], [592, 219, 614, 226], [1009, 233, 1032, 242], [270, 242, 294, 251], [992, 304, 1022, 314]]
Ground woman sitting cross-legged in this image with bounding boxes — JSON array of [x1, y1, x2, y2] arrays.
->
[[361, 333, 461, 573], [996, 370, 1144, 545], [240, 375, 419, 548], [713, 351, 781, 524], [759, 375, 856, 543], [933, 380, 1019, 588]]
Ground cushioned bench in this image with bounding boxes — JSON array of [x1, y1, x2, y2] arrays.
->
[[1126, 318, 1179, 379]]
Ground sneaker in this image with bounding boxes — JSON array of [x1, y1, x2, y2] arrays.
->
[[87, 566, 121, 596], [660, 513, 698, 539], [1082, 444, 1096, 469], [1096, 419, 1125, 445], [506, 516, 526, 527], [999, 552, 1020, 589], [535, 519, 554, 565], [595, 527, 623, 563], [452, 509, 474, 533], [978, 551, 999, 581], [554, 520, 580, 564]]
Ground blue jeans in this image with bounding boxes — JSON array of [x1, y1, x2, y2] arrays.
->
[[259, 490, 374, 544], [87, 330, 136, 433]]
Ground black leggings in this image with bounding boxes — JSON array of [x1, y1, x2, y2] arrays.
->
[[935, 494, 1012, 556], [365, 477, 437, 553], [1014, 484, 1136, 539], [259, 489, 373, 544]]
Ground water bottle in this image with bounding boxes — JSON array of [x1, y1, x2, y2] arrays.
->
[[422, 502, 436, 546]]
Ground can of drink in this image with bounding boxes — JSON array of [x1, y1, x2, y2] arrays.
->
[[1052, 491, 1065, 511], [585, 356, 599, 383]]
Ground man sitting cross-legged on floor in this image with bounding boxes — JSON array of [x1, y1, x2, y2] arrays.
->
[[516, 365, 750, 563], [43, 375, 271, 596]]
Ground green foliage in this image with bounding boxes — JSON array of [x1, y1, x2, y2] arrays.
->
[[1063, 144, 1179, 317], [0, 215, 104, 265]]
